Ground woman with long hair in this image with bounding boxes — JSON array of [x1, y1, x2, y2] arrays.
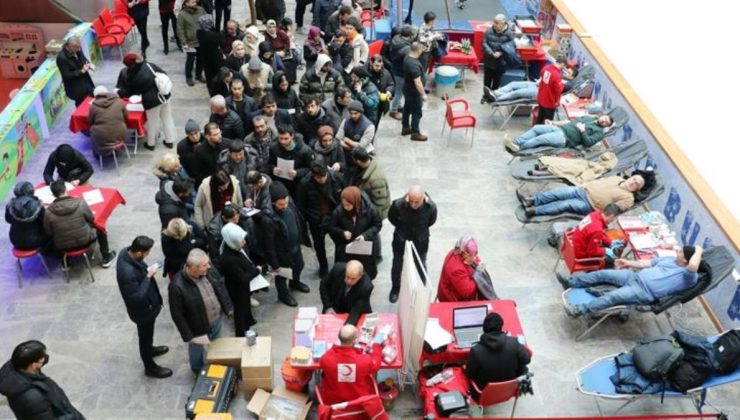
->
[[328, 186, 382, 279]]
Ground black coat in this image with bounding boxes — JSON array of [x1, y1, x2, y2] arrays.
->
[[193, 141, 227, 187], [466, 331, 531, 390], [219, 247, 260, 290], [169, 269, 233, 342], [0, 361, 85, 420], [295, 106, 341, 146], [5, 196, 51, 251], [319, 262, 373, 325], [196, 29, 226, 74], [388, 194, 437, 248], [177, 134, 204, 179], [226, 95, 258, 134], [295, 171, 343, 227], [258, 202, 310, 269], [366, 63, 395, 115], [42, 148, 93, 185], [161, 232, 200, 277], [155, 180, 190, 229], [267, 136, 315, 193], [328, 193, 382, 279], [56, 47, 94, 102], [116, 248, 163, 325], [116, 61, 170, 109], [209, 109, 245, 142]]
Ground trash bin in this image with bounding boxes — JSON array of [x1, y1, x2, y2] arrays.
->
[[378, 378, 399, 412], [435, 66, 460, 98]]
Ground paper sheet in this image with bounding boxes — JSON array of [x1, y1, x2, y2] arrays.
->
[[276, 157, 294, 180], [423, 318, 453, 350], [243, 208, 261, 217], [250, 274, 270, 292], [82, 188, 104, 206], [345, 240, 373, 256], [629, 233, 658, 250], [619, 216, 647, 230], [34, 186, 55, 205]]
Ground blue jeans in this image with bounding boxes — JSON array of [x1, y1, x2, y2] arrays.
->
[[513, 125, 566, 150], [188, 316, 223, 373], [390, 74, 405, 112], [533, 186, 593, 216], [569, 270, 654, 313], [494, 81, 537, 101]]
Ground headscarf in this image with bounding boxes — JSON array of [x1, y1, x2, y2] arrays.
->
[[454, 235, 478, 255], [341, 186, 362, 218], [231, 40, 246, 57], [198, 14, 215, 30], [305, 26, 324, 52], [220, 222, 248, 255], [244, 26, 263, 56]]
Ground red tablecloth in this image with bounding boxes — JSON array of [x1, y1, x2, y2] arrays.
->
[[35, 183, 126, 233], [438, 50, 480, 74], [617, 216, 675, 261], [470, 20, 493, 64], [421, 299, 526, 365], [69, 96, 147, 136], [291, 313, 403, 370], [562, 98, 593, 120]]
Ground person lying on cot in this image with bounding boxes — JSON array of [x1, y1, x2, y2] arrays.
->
[[504, 114, 614, 153], [482, 66, 578, 103], [558, 245, 703, 317]]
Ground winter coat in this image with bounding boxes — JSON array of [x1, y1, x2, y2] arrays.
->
[[116, 61, 170, 110], [193, 140, 227, 187], [177, 134, 204, 179], [219, 246, 260, 290], [388, 193, 437, 248], [312, 0, 341, 30], [583, 176, 635, 211], [267, 136, 315, 192], [319, 262, 374, 326], [389, 35, 412, 76], [225, 54, 249, 73], [245, 108, 292, 134], [194, 174, 243, 228], [299, 54, 345, 103], [222, 27, 245, 54], [6, 195, 50, 251], [328, 193, 382, 278], [351, 79, 380, 123], [366, 62, 395, 115], [245, 129, 277, 173], [42, 148, 93, 185], [124, 0, 150, 21], [169, 269, 233, 342], [265, 29, 291, 53], [571, 210, 611, 259], [162, 231, 202, 277], [272, 74, 304, 113], [482, 24, 513, 69], [244, 175, 273, 214], [349, 33, 369, 69], [328, 41, 353, 74], [176, 6, 207, 47], [155, 180, 190, 229], [88, 93, 128, 153], [259, 0, 286, 21], [312, 137, 346, 171], [258, 201, 310, 269], [43, 196, 97, 251], [218, 145, 259, 193], [226, 95, 258, 134], [210, 109, 245, 142], [295, 171, 343, 227], [197, 29, 226, 73], [561, 115, 609, 148], [437, 250, 479, 302], [116, 248, 163, 324], [56, 47, 94, 102], [0, 361, 85, 420], [352, 159, 390, 219], [296, 106, 341, 145], [466, 331, 531, 390], [322, 98, 349, 121]]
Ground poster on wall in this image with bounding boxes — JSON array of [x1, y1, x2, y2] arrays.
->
[[23, 60, 69, 128], [0, 93, 46, 201]]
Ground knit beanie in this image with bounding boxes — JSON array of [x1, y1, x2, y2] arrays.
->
[[270, 181, 290, 202], [317, 125, 334, 140], [184, 119, 200, 134], [347, 100, 364, 113]]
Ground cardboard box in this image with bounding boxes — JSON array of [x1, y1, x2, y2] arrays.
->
[[243, 375, 274, 395], [194, 414, 233, 420], [241, 337, 272, 379], [246, 387, 311, 420], [207, 338, 246, 370]]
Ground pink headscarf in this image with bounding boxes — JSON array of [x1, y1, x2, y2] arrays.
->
[[454, 235, 478, 255]]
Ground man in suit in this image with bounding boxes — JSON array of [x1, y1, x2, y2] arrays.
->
[[320, 260, 373, 325], [56, 37, 95, 107]]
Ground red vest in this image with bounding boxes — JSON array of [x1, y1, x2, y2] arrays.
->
[[319, 344, 382, 405], [572, 211, 611, 258]]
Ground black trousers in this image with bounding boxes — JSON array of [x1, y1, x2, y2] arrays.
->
[[536, 106, 557, 125], [160, 12, 180, 52], [96, 228, 110, 255], [276, 249, 305, 298], [483, 63, 506, 90], [185, 49, 204, 80], [136, 320, 156, 369], [295, 0, 312, 28], [391, 238, 428, 291], [215, 0, 232, 31], [134, 18, 150, 53], [309, 223, 329, 272], [225, 280, 254, 337]]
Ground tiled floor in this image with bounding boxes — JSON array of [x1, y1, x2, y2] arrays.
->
[[0, 1, 737, 419]]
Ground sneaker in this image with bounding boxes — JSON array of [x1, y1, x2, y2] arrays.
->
[[516, 189, 533, 207], [186, 78, 195, 87], [410, 132, 428, 142], [389, 111, 402, 120], [250, 297, 260, 307], [401, 127, 412, 136], [555, 272, 571, 290], [101, 250, 117, 268]]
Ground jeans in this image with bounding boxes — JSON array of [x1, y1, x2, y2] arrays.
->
[[402, 94, 423, 133], [569, 270, 654, 313], [390, 74, 404, 112], [494, 81, 537, 101], [160, 12, 180, 52], [185, 49, 203, 80], [188, 316, 223, 372], [215, 0, 232, 31], [533, 186, 593, 216], [391, 238, 428, 291], [136, 319, 156, 369], [145, 100, 177, 146], [514, 125, 566, 150]]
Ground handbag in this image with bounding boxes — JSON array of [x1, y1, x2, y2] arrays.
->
[[472, 264, 498, 300], [145, 62, 172, 100]]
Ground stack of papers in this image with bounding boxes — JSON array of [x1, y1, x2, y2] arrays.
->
[[345, 240, 373, 255], [294, 319, 315, 348], [423, 318, 453, 350], [629, 233, 658, 250]]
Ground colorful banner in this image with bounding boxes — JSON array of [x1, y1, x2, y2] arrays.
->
[[66, 23, 103, 65], [23, 60, 70, 128]]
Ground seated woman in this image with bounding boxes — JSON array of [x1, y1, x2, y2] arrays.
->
[[244, 25, 264, 58], [520, 174, 645, 218], [504, 114, 613, 153], [194, 169, 243, 228], [88, 86, 127, 157], [5, 181, 52, 252], [437, 236, 483, 302], [42, 144, 93, 186], [328, 186, 382, 279]]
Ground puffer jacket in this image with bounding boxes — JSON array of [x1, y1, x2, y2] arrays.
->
[[155, 180, 190, 228], [312, 137, 346, 171], [352, 79, 380, 123], [5, 191, 50, 251], [43, 196, 97, 251], [88, 93, 127, 153], [272, 72, 304, 113], [176, 5, 207, 47], [218, 145, 259, 190], [366, 62, 395, 115], [116, 61, 170, 109], [389, 34, 412, 76], [267, 136, 315, 191], [353, 159, 390, 219], [0, 361, 85, 420], [482, 24, 513, 68], [299, 54, 345, 103], [209, 109, 245, 142]]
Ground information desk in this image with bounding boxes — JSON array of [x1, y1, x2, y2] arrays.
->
[[291, 313, 403, 370], [34, 183, 126, 233], [69, 96, 147, 137], [421, 299, 526, 365]]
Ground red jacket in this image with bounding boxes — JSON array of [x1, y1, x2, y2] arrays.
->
[[319, 344, 382, 405], [536, 64, 564, 109], [437, 250, 480, 302], [572, 210, 612, 258]]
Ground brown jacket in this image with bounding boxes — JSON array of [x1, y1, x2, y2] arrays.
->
[[43, 196, 97, 251], [583, 176, 635, 211], [88, 93, 127, 153]]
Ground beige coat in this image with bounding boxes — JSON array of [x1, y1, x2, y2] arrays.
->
[[194, 175, 243, 228], [539, 152, 617, 185], [583, 176, 635, 211]]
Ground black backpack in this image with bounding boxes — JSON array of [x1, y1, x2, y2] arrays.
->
[[633, 336, 684, 381], [714, 329, 740, 374]]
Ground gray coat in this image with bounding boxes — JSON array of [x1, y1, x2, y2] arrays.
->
[[482, 24, 513, 69]]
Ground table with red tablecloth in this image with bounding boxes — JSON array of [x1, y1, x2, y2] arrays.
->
[[34, 183, 126, 233], [69, 96, 147, 137], [291, 313, 403, 371], [438, 50, 480, 74], [420, 299, 527, 365], [617, 216, 677, 262]]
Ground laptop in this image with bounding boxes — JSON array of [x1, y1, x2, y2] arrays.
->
[[452, 305, 488, 348]]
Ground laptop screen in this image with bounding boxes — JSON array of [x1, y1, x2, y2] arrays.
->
[[453, 306, 488, 329]]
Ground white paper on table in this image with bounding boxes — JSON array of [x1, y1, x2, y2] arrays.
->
[[345, 240, 373, 256], [250, 274, 270, 292], [423, 318, 453, 350], [276, 157, 294, 180], [82, 188, 105, 206], [629, 233, 658, 250], [275, 267, 293, 279], [34, 186, 55, 205], [126, 103, 144, 112]]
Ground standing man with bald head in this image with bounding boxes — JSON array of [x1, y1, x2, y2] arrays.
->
[[320, 260, 373, 325], [388, 186, 437, 303], [56, 37, 95, 107]]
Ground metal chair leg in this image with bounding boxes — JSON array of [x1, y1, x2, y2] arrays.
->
[[113, 149, 120, 176], [62, 255, 70, 283], [83, 254, 95, 283], [122, 142, 131, 158], [510, 397, 518, 418], [99, 154, 103, 168], [471, 127, 475, 147], [15, 259, 23, 288], [576, 312, 615, 341], [38, 255, 51, 276]]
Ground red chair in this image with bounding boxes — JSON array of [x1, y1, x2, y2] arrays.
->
[[559, 229, 606, 273], [441, 98, 477, 147], [13, 248, 51, 288], [368, 40, 383, 58], [113, 0, 138, 39], [91, 17, 126, 57], [316, 379, 387, 420], [100, 7, 134, 38], [62, 246, 96, 283], [470, 378, 522, 418]]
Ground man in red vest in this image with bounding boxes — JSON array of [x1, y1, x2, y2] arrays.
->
[[572, 204, 623, 261], [536, 58, 565, 125], [319, 324, 384, 405]]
